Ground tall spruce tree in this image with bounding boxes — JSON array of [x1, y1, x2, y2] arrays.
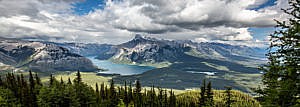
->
[[128, 82, 133, 104], [168, 89, 176, 107], [74, 71, 82, 84], [49, 74, 54, 86], [28, 70, 37, 107], [0, 75, 3, 87], [134, 80, 142, 107], [124, 81, 129, 107], [206, 81, 214, 106], [100, 83, 105, 100], [199, 79, 206, 107], [21, 74, 30, 107], [259, 0, 300, 106], [224, 86, 233, 107], [35, 73, 41, 86], [95, 83, 100, 104], [109, 79, 118, 107], [60, 77, 64, 85], [67, 77, 72, 85]]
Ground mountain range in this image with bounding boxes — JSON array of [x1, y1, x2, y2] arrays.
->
[[0, 37, 97, 72], [89, 34, 266, 67]]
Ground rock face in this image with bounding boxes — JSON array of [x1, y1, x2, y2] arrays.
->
[[96, 34, 265, 65], [50, 42, 114, 57], [111, 34, 190, 63], [0, 38, 97, 72]]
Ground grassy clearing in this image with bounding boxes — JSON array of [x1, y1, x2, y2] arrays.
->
[[41, 72, 111, 89], [230, 73, 262, 92], [202, 62, 231, 72], [177, 90, 261, 107]]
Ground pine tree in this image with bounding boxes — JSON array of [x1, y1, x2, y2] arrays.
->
[[259, 0, 300, 106], [134, 80, 142, 107], [20, 74, 30, 107], [28, 70, 37, 107], [0, 87, 20, 106], [128, 82, 133, 103], [149, 85, 156, 107], [164, 89, 168, 107], [60, 77, 64, 85], [206, 81, 213, 106], [168, 89, 176, 107], [73, 71, 97, 107], [49, 74, 54, 86], [35, 73, 42, 86], [74, 71, 82, 84], [224, 86, 234, 107], [29, 70, 35, 89], [100, 82, 105, 100], [95, 83, 100, 104], [109, 79, 118, 107], [67, 77, 72, 85], [124, 81, 129, 107], [0, 75, 3, 87], [199, 79, 206, 107], [158, 87, 163, 107]]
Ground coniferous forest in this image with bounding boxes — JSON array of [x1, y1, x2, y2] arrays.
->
[[0, 71, 260, 107]]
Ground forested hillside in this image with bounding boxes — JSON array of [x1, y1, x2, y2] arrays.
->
[[0, 71, 259, 107]]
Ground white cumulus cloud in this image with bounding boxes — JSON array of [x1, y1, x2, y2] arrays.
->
[[0, 0, 289, 47]]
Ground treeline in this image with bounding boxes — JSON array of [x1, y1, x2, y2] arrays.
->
[[254, 0, 300, 107], [0, 71, 259, 107]]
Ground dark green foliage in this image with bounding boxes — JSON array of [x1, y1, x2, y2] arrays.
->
[[0, 87, 20, 106], [74, 70, 82, 84], [168, 89, 176, 107], [258, 0, 300, 107], [0, 75, 3, 87], [73, 71, 97, 106], [134, 80, 142, 107], [199, 80, 214, 107], [100, 82, 105, 100], [60, 77, 64, 84], [224, 86, 234, 107], [206, 81, 214, 107], [37, 78, 80, 107], [49, 74, 54, 86], [35, 73, 42, 86], [67, 77, 72, 85], [124, 81, 129, 107], [109, 79, 118, 107], [0, 71, 261, 107], [199, 79, 206, 106], [95, 83, 100, 104], [128, 82, 133, 104], [29, 70, 38, 107]]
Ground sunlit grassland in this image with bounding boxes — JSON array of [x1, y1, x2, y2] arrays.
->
[[223, 73, 262, 93], [41, 72, 111, 89], [177, 90, 261, 107]]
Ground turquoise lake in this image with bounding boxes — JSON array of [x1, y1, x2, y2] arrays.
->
[[87, 56, 155, 75]]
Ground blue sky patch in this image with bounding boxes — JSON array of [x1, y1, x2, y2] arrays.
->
[[249, 27, 275, 40], [252, 0, 277, 10], [72, 0, 105, 15]]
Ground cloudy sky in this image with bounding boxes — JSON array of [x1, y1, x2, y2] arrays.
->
[[0, 0, 289, 47]]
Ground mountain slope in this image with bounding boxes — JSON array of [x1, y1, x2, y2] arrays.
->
[[107, 35, 265, 93], [0, 38, 97, 72], [49, 42, 114, 57], [96, 34, 265, 67]]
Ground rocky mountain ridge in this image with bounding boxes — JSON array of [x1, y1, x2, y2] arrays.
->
[[0, 37, 97, 72], [94, 34, 266, 67]]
